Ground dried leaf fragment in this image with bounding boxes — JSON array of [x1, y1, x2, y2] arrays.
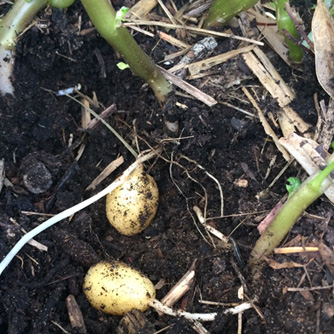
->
[[266, 257, 305, 269], [312, 0, 334, 99], [319, 242, 334, 277]]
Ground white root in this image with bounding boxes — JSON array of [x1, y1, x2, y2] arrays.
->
[[0, 46, 15, 96]]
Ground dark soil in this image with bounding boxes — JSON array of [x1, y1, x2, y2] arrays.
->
[[1, 1, 334, 334]]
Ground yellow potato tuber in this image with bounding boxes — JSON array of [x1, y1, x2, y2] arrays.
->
[[83, 261, 156, 315], [106, 164, 159, 236]]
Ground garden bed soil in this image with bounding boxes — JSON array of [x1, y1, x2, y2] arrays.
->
[[1, 1, 334, 333]]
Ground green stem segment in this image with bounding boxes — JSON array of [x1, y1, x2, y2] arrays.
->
[[0, 0, 49, 49], [250, 163, 334, 266], [0, 0, 75, 49], [203, 0, 259, 28], [50, 0, 75, 9], [275, 0, 303, 63], [80, 0, 172, 104]]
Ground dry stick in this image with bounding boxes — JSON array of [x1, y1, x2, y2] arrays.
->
[[0, 149, 160, 276], [156, 260, 197, 319], [9, 218, 48, 252], [193, 206, 229, 244], [183, 1, 212, 18], [287, 285, 334, 292], [242, 86, 290, 161], [86, 103, 117, 130], [243, 293, 265, 321], [219, 100, 257, 118], [187, 44, 255, 77], [124, 21, 264, 46], [149, 299, 252, 321], [163, 46, 192, 62], [160, 260, 197, 308], [21, 211, 55, 217], [274, 247, 319, 254], [157, 0, 178, 25], [85, 156, 124, 191], [158, 31, 191, 48], [66, 93, 138, 158], [158, 65, 217, 107], [153, 324, 174, 334], [209, 210, 268, 219], [51, 321, 70, 334], [189, 320, 210, 334]]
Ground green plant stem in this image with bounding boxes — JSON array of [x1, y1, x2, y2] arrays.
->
[[0, 0, 50, 49], [50, 0, 75, 9], [0, 0, 74, 96], [203, 0, 259, 28], [0, 0, 75, 49], [80, 0, 172, 104], [275, 0, 303, 63], [250, 162, 334, 267]]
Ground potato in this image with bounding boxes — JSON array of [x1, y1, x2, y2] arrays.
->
[[106, 164, 159, 236], [83, 261, 156, 315]]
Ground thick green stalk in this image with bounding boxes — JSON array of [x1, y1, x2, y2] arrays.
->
[[80, 0, 172, 104], [51, 0, 75, 9], [275, 0, 303, 63], [250, 163, 334, 267], [203, 0, 259, 28], [0, 0, 50, 49]]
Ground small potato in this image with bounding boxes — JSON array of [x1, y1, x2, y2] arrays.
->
[[106, 164, 159, 236], [83, 261, 156, 315]]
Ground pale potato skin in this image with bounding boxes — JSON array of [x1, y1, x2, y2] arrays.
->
[[83, 261, 156, 315], [106, 166, 159, 236]]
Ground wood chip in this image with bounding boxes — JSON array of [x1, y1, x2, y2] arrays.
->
[[66, 295, 87, 334]]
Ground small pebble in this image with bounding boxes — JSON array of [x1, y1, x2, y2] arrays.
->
[[22, 161, 52, 194]]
